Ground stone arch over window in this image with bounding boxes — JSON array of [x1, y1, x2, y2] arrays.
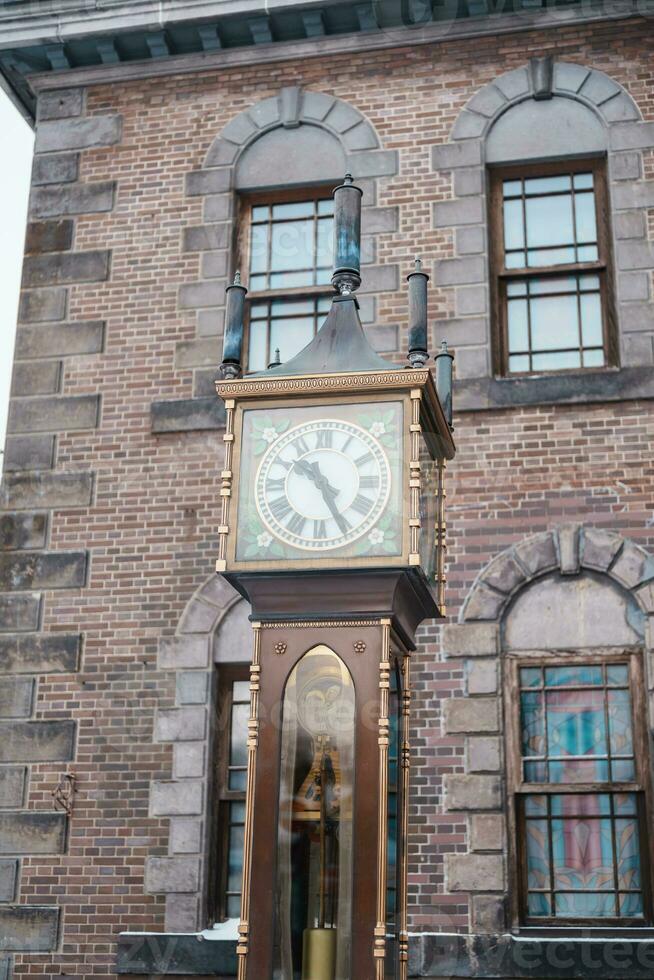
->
[[175, 87, 401, 401], [431, 61, 654, 381], [442, 525, 654, 935], [146, 574, 252, 933]]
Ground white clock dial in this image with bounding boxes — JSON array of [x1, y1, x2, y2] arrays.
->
[[255, 418, 391, 551]]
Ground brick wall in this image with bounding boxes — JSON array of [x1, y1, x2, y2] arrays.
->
[[0, 15, 653, 976]]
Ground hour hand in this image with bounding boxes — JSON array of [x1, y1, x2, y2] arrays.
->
[[293, 458, 339, 498]]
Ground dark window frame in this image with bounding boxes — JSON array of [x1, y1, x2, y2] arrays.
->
[[208, 663, 250, 924], [237, 185, 335, 372], [489, 157, 618, 377], [505, 648, 654, 931]]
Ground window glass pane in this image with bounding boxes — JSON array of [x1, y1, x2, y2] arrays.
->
[[247, 320, 268, 372], [615, 818, 641, 890], [525, 175, 572, 195], [249, 224, 269, 275], [507, 281, 528, 296], [546, 687, 607, 758], [611, 759, 636, 781], [615, 794, 638, 816], [551, 795, 611, 816], [503, 179, 522, 197], [574, 191, 598, 243], [250, 273, 266, 291], [607, 665, 629, 686], [272, 201, 314, 219], [620, 893, 644, 916], [544, 666, 603, 687], [503, 199, 525, 250], [525, 194, 574, 249], [524, 760, 548, 781], [573, 172, 594, 189], [527, 246, 576, 267], [555, 892, 616, 917], [270, 270, 314, 289], [508, 354, 530, 373], [577, 244, 599, 262], [316, 217, 334, 268], [580, 293, 602, 348], [530, 294, 579, 352], [526, 819, 550, 888], [552, 816, 614, 890], [230, 702, 249, 768], [231, 801, 246, 824], [251, 205, 269, 221], [550, 759, 610, 783], [227, 895, 241, 918], [608, 689, 634, 757], [317, 296, 332, 313], [583, 349, 605, 368], [229, 769, 247, 792], [507, 298, 529, 352], [270, 219, 314, 272], [270, 316, 315, 364], [520, 668, 542, 688], [528, 893, 552, 915], [228, 824, 245, 891], [521, 691, 545, 757], [525, 795, 547, 816], [271, 298, 314, 316], [249, 302, 269, 320], [530, 276, 578, 295], [233, 681, 250, 701], [531, 351, 581, 371], [317, 198, 334, 215], [506, 251, 526, 268]]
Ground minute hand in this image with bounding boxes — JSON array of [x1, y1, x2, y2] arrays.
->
[[313, 473, 350, 537]]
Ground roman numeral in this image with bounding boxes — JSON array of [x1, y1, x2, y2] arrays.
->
[[270, 495, 292, 521], [313, 520, 327, 540], [316, 429, 333, 449], [287, 512, 306, 536], [293, 435, 310, 456], [350, 494, 371, 516], [359, 475, 379, 490], [266, 477, 285, 492], [355, 451, 373, 467], [341, 435, 353, 453]]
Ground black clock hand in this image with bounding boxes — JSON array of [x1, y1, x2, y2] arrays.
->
[[293, 457, 339, 498]]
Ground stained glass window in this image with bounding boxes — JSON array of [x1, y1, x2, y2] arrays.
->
[[245, 195, 334, 371], [492, 163, 612, 376], [516, 659, 648, 923]]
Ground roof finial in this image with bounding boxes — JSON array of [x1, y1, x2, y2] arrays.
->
[[233, 269, 241, 286], [414, 257, 422, 273], [268, 347, 282, 370]]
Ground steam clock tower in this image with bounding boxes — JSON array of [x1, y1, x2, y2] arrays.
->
[[215, 176, 455, 980]]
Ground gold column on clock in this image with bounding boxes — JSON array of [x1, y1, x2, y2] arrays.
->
[[215, 174, 455, 980]]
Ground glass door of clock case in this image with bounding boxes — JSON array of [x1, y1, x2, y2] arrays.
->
[[274, 646, 355, 980]]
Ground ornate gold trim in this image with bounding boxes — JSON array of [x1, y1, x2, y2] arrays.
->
[[374, 619, 391, 978], [217, 401, 235, 570], [216, 368, 431, 400], [436, 458, 447, 615], [236, 621, 262, 980], [408, 390, 422, 565], [261, 620, 382, 629], [399, 654, 411, 980]]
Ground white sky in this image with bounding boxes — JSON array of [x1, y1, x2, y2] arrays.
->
[[0, 89, 34, 453]]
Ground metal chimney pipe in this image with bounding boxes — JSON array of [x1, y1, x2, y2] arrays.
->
[[331, 173, 362, 295], [219, 271, 247, 379], [407, 257, 430, 368]]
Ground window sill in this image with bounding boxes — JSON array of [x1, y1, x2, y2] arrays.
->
[[455, 365, 654, 412]]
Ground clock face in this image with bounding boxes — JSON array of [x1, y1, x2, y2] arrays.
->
[[233, 401, 405, 565], [256, 418, 391, 552]]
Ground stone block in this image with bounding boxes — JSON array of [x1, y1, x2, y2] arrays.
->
[[11, 361, 61, 397], [366, 324, 398, 353], [467, 736, 501, 773], [461, 581, 504, 619], [29, 182, 116, 220], [613, 181, 654, 212], [176, 672, 209, 706], [0, 769, 27, 809], [165, 894, 199, 933], [158, 636, 210, 670], [18, 288, 67, 323], [174, 339, 219, 370], [0, 634, 80, 675], [346, 149, 398, 178], [433, 256, 485, 286], [470, 813, 504, 851], [31, 154, 79, 186], [361, 206, 398, 234], [0, 514, 48, 551], [185, 169, 231, 197], [622, 332, 654, 366], [204, 138, 240, 167], [36, 88, 84, 121], [443, 698, 499, 734], [173, 742, 205, 780], [609, 121, 654, 152], [471, 894, 506, 934], [1, 472, 93, 511], [553, 62, 589, 94], [155, 707, 206, 743], [637, 583, 654, 614], [302, 91, 336, 122], [201, 250, 229, 279], [0, 552, 87, 591], [514, 531, 557, 576], [611, 152, 641, 181], [3, 435, 54, 473], [619, 272, 650, 302], [455, 226, 485, 255], [433, 197, 483, 228], [8, 395, 99, 434], [25, 220, 74, 254], [248, 95, 279, 130], [193, 368, 219, 398], [16, 321, 105, 358], [0, 594, 41, 633], [0, 860, 17, 901], [494, 65, 529, 99], [479, 551, 526, 595], [437, 312, 487, 347], [151, 398, 226, 433], [203, 195, 233, 223], [196, 307, 225, 338], [0, 812, 66, 854], [610, 541, 654, 589], [581, 71, 620, 106], [442, 623, 499, 658], [326, 100, 363, 134], [178, 281, 228, 310], [0, 722, 75, 764], [22, 251, 110, 288], [170, 817, 203, 854], [150, 780, 204, 817], [342, 121, 378, 152], [0, 905, 59, 951], [467, 86, 506, 119], [145, 856, 200, 894], [432, 140, 482, 171], [35, 115, 122, 153], [614, 210, 647, 240], [182, 224, 229, 253], [465, 660, 497, 695], [557, 524, 581, 574], [455, 285, 487, 316], [221, 113, 258, 146], [621, 303, 654, 333], [445, 852, 505, 892], [451, 111, 487, 141], [0, 678, 34, 719], [357, 264, 398, 294]]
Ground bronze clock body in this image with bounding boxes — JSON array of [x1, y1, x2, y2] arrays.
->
[[215, 293, 455, 980]]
